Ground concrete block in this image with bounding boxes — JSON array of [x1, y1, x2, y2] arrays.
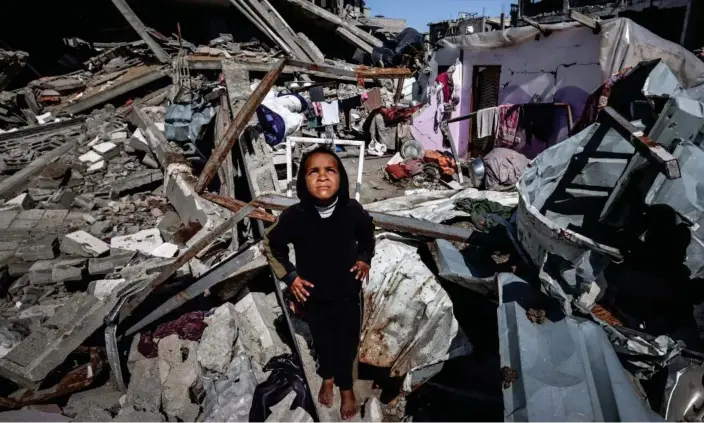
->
[[73, 404, 113, 422], [92, 142, 119, 160], [63, 385, 124, 418], [124, 358, 163, 413], [89, 221, 112, 236], [108, 170, 164, 197], [88, 278, 125, 301], [156, 211, 181, 243], [15, 235, 57, 262], [18, 303, 64, 321], [51, 258, 86, 283], [88, 251, 134, 276], [233, 292, 276, 361], [150, 242, 178, 258], [198, 303, 238, 374], [27, 188, 54, 202], [61, 231, 109, 257], [141, 154, 159, 169], [159, 335, 200, 421], [129, 128, 151, 153], [8, 262, 32, 278], [43, 188, 75, 209], [113, 409, 164, 422], [111, 228, 163, 255], [111, 131, 128, 142], [78, 151, 102, 164], [2, 194, 32, 211], [87, 160, 105, 174], [28, 260, 58, 285]]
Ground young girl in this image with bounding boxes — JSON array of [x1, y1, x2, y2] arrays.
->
[[263, 146, 375, 420]]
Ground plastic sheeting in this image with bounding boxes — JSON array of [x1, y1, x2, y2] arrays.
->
[[201, 353, 257, 422], [442, 18, 704, 100], [497, 273, 662, 422], [359, 239, 472, 393], [364, 188, 518, 224]]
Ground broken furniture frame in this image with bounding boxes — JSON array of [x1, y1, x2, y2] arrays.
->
[[285, 136, 365, 201]]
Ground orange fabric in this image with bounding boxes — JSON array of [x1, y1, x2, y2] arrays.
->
[[423, 151, 456, 176]]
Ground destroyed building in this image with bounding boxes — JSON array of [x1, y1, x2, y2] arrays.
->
[[0, 0, 703, 421]]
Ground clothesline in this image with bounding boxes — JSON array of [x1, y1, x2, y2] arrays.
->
[[445, 102, 574, 129]]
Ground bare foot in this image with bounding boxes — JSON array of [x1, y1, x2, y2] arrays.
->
[[318, 379, 334, 408], [340, 389, 358, 420]]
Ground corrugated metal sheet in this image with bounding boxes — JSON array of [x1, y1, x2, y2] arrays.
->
[[497, 273, 662, 422], [360, 238, 473, 392]]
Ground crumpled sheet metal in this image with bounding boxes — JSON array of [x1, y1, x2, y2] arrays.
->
[[516, 123, 624, 315], [434, 239, 496, 297], [359, 239, 472, 393], [497, 273, 662, 422], [164, 96, 215, 144], [364, 188, 518, 224], [601, 325, 684, 380], [201, 352, 257, 422]]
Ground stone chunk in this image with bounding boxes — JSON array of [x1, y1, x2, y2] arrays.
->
[[156, 211, 181, 243], [51, 258, 86, 283], [108, 170, 164, 197], [150, 242, 178, 258], [78, 151, 102, 164], [111, 229, 163, 255], [129, 128, 150, 153], [15, 235, 57, 262], [92, 142, 119, 159], [88, 278, 125, 301], [28, 260, 58, 285], [73, 404, 113, 422], [88, 251, 134, 276], [64, 385, 123, 418], [89, 221, 112, 236], [125, 358, 163, 413], [111, 131, 128, 142], [159, 335, 200, 421], [142, 154, 159, 169], [198, 303, 238, 374], [87, 160, 105, 173], [61, 231, 109, 257], [113, 409, 164, 422], [8, 262, 32, 278], [2, 194, 32, 211]]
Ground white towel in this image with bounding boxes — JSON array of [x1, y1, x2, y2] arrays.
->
[[476, 106, 500, 139], [320, 101, 340, 126]]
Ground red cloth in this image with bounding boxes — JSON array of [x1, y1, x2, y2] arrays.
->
[[496, 104, 521, 149], [378, 105, 423, 125], [386, 163, 410, 181], [435, 72, 452, 100], [138, 311, 207, 358]]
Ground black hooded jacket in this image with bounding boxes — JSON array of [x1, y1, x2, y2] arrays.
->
[[263, 148, 375, 302]]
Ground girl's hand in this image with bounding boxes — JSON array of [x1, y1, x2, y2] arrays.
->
[[291, 277, 314, 303], [351, 261, 371, 283]]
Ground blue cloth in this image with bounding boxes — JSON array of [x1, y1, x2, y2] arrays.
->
[[256, 105, 287, 146]]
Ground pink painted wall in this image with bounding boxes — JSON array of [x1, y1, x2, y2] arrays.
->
[[454, 27, 604, 159]]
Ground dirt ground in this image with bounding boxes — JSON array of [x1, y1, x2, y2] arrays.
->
[[341, 155, 407, 205]]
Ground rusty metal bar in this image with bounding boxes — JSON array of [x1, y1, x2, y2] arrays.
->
[[287, 59, 412, 80], [124, 243, 257, 337], [195, 59, 287, 193], [202, 192, 276, 223], [602, 106, 681, 179], [255, 194, 474, 242], [117, 203, 257, 321]]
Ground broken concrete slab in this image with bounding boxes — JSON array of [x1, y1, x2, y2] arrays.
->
[[128, 128, 150, 153], [198, 303, 238, 374], [88, 251, 134, 276], [64, 385, 123, 418], [0, 293, 111, 387], [51, 258, 87, 283], [0, 211, 19, 229], [156, 211, 181, 243], [104, 170, 164, 198], [111, 228, 163, 255], [150, 242, 178, 258], [233, 291, 280, 363], [113, 409, 165, 422], [15, 235, 57, 262], [87, 160, 105, 174], [2, 194, 32, 211], [61, 231, 110, 258], [28, 260, 59, 285], [33, 210, 69, 230], [159, 335, 200, 421], [88, 278, 126, 301], [92, 142, 119, 160], [79, 151, 102, 164], [125, 358, 164, 413]]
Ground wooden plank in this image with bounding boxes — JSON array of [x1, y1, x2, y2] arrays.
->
[[569, 9, 601, 33], [335, 27, 373, 54], [195, 59, 287, 193], [109, 0, 170, 63]]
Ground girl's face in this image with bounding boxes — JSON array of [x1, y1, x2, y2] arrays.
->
[[304, 152, 340, 201]]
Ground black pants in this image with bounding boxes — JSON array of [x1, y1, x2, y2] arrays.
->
[[305, 295, 361, 390]]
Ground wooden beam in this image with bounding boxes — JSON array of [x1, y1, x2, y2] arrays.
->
[[229, 0, 294, 56], [109, 0, 170, 63], [201, 193, 276, 223], [568, 9, 601, 34], [195, 59, 287, 193], [520, 16, 553, 37], [335, 27, 374, 54], [602, 106, 681, 179], [283, 0, 384, 48], [288, 58, 411, 79]]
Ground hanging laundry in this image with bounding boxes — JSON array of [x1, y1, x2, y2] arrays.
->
[[496, 104, 521, 149], [476, 106, 500, 139], [320, 100, 340, 126], [435, 69, 453, 101], [362, 87, 383, 111]]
